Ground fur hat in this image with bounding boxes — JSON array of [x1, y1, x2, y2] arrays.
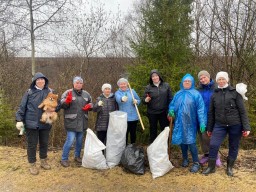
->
[[216, 71, 229, 82], [117, 78, 128, 86], [198, 70, 210, 79], [73, 76, 83, 84], [102, 83, 112, 91]]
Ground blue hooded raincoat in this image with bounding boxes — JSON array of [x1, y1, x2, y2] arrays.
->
[[169, 74, 206, 145]]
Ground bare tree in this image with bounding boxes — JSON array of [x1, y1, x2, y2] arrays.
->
[[2, 0, 68, 76], [193, 0, 256, 91]]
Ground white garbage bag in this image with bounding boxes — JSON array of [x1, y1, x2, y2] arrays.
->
[[82, 128, 108, 169], [236, 83, 248, 100], [106, 111, 127, 168], [147, 126, 174, 179]]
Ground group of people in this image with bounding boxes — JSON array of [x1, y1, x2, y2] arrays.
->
[[15, 69, 250, 177]]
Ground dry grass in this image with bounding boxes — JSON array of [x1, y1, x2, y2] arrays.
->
[[0, 146, 256, 192]]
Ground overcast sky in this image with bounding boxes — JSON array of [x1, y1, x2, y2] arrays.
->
[[104, 0, 136, 14]]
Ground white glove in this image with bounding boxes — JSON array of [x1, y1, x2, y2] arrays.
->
[[236, 83, 248, 100], [145, 96, 151, 103], [98, 100, 104, 106], [133, 99, 138, 105], [121, 96, 128, 102], [16, 122, 24, 131]]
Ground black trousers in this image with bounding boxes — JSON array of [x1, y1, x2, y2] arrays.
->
[[148, 112, 169, 143], [127, 120, 138, 145], [97, 131, 107, 145], [26, 128, 51, 163]]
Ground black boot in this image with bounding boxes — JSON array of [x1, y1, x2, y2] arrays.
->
[[202, 158, 216, 175], [227, 158, 235, 177]]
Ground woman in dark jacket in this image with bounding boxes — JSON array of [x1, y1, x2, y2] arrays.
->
[[143, 69, 173, 143], [60, 76, 93, 167], [93, 83, 118, 145], [202, 71, 250, 176], [16, 72, 53, 175]]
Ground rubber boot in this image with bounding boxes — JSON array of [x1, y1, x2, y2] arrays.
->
[[227, 158, 235, 177], [29, 163, 39, 175], [40, 159, 51, 170], [202, 158, 216, 175]]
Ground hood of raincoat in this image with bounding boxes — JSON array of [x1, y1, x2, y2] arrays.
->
[[30, 72, 49, 89], [180, 74, 195, 90]]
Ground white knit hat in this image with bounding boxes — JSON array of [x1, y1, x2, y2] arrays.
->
[[101, 83, 112, 91], [216, 71, 229, 82]]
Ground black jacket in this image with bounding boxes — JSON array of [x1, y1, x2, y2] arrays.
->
[[207, 85, 250, 131], [93, 93, 118, 131], [16, 72, 52, 129], [143, 70, 172, 114]]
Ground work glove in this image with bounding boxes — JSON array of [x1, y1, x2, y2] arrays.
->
[[121, 95, 128, 102], [82, 103, 93, 111], [145, 94, 151, 103], [16, 121, 24, 131], [200, 124, 206, 133], [65, 91, 72, 104], [133, 99, 138, 105], [98, 100, 104, 106], [207, 131, 212, 137], [242, 131, 250, 137], [16, 122, 25, 136], [168, 110, 175, 118]]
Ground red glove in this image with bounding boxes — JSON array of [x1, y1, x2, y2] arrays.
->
[[65, 91, 72, 104], [207, 131, 212, 137], [82, 103, 92, 111]]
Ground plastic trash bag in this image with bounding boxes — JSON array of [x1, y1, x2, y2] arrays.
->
[[121, 144, 145, 175], [106, 111, 127, 168], [82, 128, 108, 169], [236, 83, 248, 100], [147, 126, 174, 179]]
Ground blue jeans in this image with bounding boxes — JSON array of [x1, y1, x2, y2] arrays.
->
[[180, 143, 199, 163], [62, 131, 84, 160], [209, 124, 242, 160]]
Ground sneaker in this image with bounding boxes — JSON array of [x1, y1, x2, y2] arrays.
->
[[40, 159, 51, 170], [182, 159, 189, 167], [74, 157, 82, 163], [60, 160, 70, 167], [29, 163, 39, 175], [199, 155, 209, 164], [190, 162, 200, 173], [216, 155, 222, 167]]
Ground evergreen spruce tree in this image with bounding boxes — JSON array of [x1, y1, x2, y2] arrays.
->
[[129, 0, 194, 93]]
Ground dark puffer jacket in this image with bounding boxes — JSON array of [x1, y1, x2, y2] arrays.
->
[[143, 69, 172, 114], [93, 93, 118, 131], [207, 85, 250, 131], [16, 72, 52, 129]]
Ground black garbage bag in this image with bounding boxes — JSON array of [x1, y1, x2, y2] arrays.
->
[[121, 144, 145, 175]]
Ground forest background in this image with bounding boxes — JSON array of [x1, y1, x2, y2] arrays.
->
[[1, 0, 256, 150]]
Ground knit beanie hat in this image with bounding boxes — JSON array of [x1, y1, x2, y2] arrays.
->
[[216, 71, 229, 82], [102, 83, 112, 91], [198, 70, 210, 79], [73, 76, 83, 83], [117, 78, 128, 86]]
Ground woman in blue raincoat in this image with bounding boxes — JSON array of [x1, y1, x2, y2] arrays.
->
[[168, 74, 206, 173]]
